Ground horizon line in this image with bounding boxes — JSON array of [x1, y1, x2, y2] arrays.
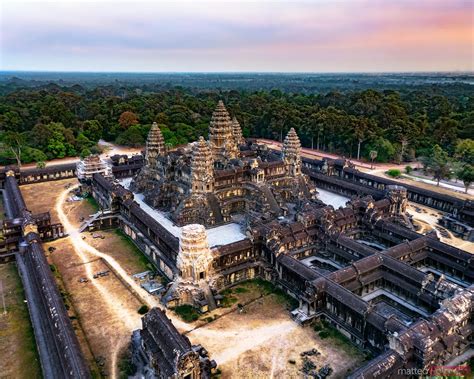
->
[[1, 69, 473, 76]]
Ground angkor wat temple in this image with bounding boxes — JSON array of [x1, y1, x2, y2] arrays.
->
[[1, 100, 472, 378], [88, 101, 473, 378], [131, 100, 319, 227]]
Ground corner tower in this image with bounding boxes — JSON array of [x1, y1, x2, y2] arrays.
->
[[282, 128, 302, 177], [209, 101, 239, 165], [231, 116, 245, 146], [145, 122, 165, 168]]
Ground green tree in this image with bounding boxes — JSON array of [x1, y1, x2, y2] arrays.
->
[[0, 131, 26, 167], [82, 120, 103, 142], [76, 133, 94, 152], [455, 139, 474, 165], [456, 164, 474, 193], [80, 148, 91, 158], [116, 124, 145, 146], [426, 145, 452, 186]]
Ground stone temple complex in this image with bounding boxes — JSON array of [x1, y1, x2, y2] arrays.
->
[[131, 101, 318, 227], [2, 100, 473, 379]]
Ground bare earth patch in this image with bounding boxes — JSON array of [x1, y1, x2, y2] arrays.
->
[[20, 178, 78, 223], [408, 203, 474, 253], [187, 291, 365, 378], [21, 180, 152, 377], [44, 237, 144, 377], [0, 263, 41, 379]]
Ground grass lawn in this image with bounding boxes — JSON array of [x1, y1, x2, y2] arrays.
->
[[86, 195, 100, 213], [113, 229, 154, 273], [222, 278, 299, 309], [0, 263, 41, 378]]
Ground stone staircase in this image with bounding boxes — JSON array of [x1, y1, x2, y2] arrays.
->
[[78, 211, 102, 233], [259, 184, 281, 215]]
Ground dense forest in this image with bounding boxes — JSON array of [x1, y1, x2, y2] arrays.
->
[[0, 76, 473, 189]]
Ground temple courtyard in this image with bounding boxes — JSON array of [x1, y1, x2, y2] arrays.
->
[[15, 178, 368, 378], [186, 287, 365, 378], [13, 176, 472, 378]]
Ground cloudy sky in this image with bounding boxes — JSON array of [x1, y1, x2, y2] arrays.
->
[[1, 0, 472, 72]]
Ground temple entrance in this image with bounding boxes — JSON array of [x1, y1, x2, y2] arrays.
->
[[199, 272, 205, 280]]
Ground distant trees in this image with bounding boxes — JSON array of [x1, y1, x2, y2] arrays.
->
[[422, 145, 452, 186], [118, 111, 139, 129], [454, 139, 474, 192], [0, 83, 473, 171]]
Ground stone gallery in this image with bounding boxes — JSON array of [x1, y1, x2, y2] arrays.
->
[[88, 101, 473, 378]]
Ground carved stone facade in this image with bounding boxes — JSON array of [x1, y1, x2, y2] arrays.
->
[[76, 154, 113, 183], [208, 100, 239, 165], [86, 104, 473, 379], [231, 116, 245, 146], [132, 308, 216, 379], [282, 127, 302, 177], [177, 224, 214, 282], [132, 101, 318, 227]]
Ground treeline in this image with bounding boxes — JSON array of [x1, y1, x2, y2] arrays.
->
[[0, 84, 472, 170]]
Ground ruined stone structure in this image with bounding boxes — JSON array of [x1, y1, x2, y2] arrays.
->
[[282, 127, 303, 177], [132, 308, 216, 378], [302, 156, 474, 241], [83, 102, 473, 378], [132, 101, 318, 227], [208, 100, 239, 165], [2, 172, 89, 378], [76, 154, 113, 183], [231, 116, 245, 146], [177, 224, 214, 282], [92, 166, 473, 377]]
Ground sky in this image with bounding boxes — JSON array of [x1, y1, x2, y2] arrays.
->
[[1, 0, 473, 73]]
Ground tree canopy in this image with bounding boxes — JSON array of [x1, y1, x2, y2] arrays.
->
[[0, 81, 472, 179]]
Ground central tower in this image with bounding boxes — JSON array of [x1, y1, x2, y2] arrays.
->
[[282, 128, 303, 177], [209, 100, 239, 166], [191, 137, 214, 194]]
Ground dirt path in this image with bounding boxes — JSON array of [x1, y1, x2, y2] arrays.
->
[[187, 295, 364, 378], [53, 185, 196, 378]]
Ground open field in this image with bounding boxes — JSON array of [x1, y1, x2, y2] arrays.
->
[[0, 262, 41, 379], [44, 236, 144, 377], [187, 287, 365, 379], [20, 178, 79, 223], [21, 179, 153, 377]]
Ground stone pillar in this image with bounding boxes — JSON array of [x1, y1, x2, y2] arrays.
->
[[177, 224, 214, 282]]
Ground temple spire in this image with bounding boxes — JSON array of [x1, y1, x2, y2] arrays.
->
[[231, 116, 244, 145], [145, 122, 165, 167], [282, 128, 302, 176], [191, 136, 214, 194], [209, 101, 239, 164]]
